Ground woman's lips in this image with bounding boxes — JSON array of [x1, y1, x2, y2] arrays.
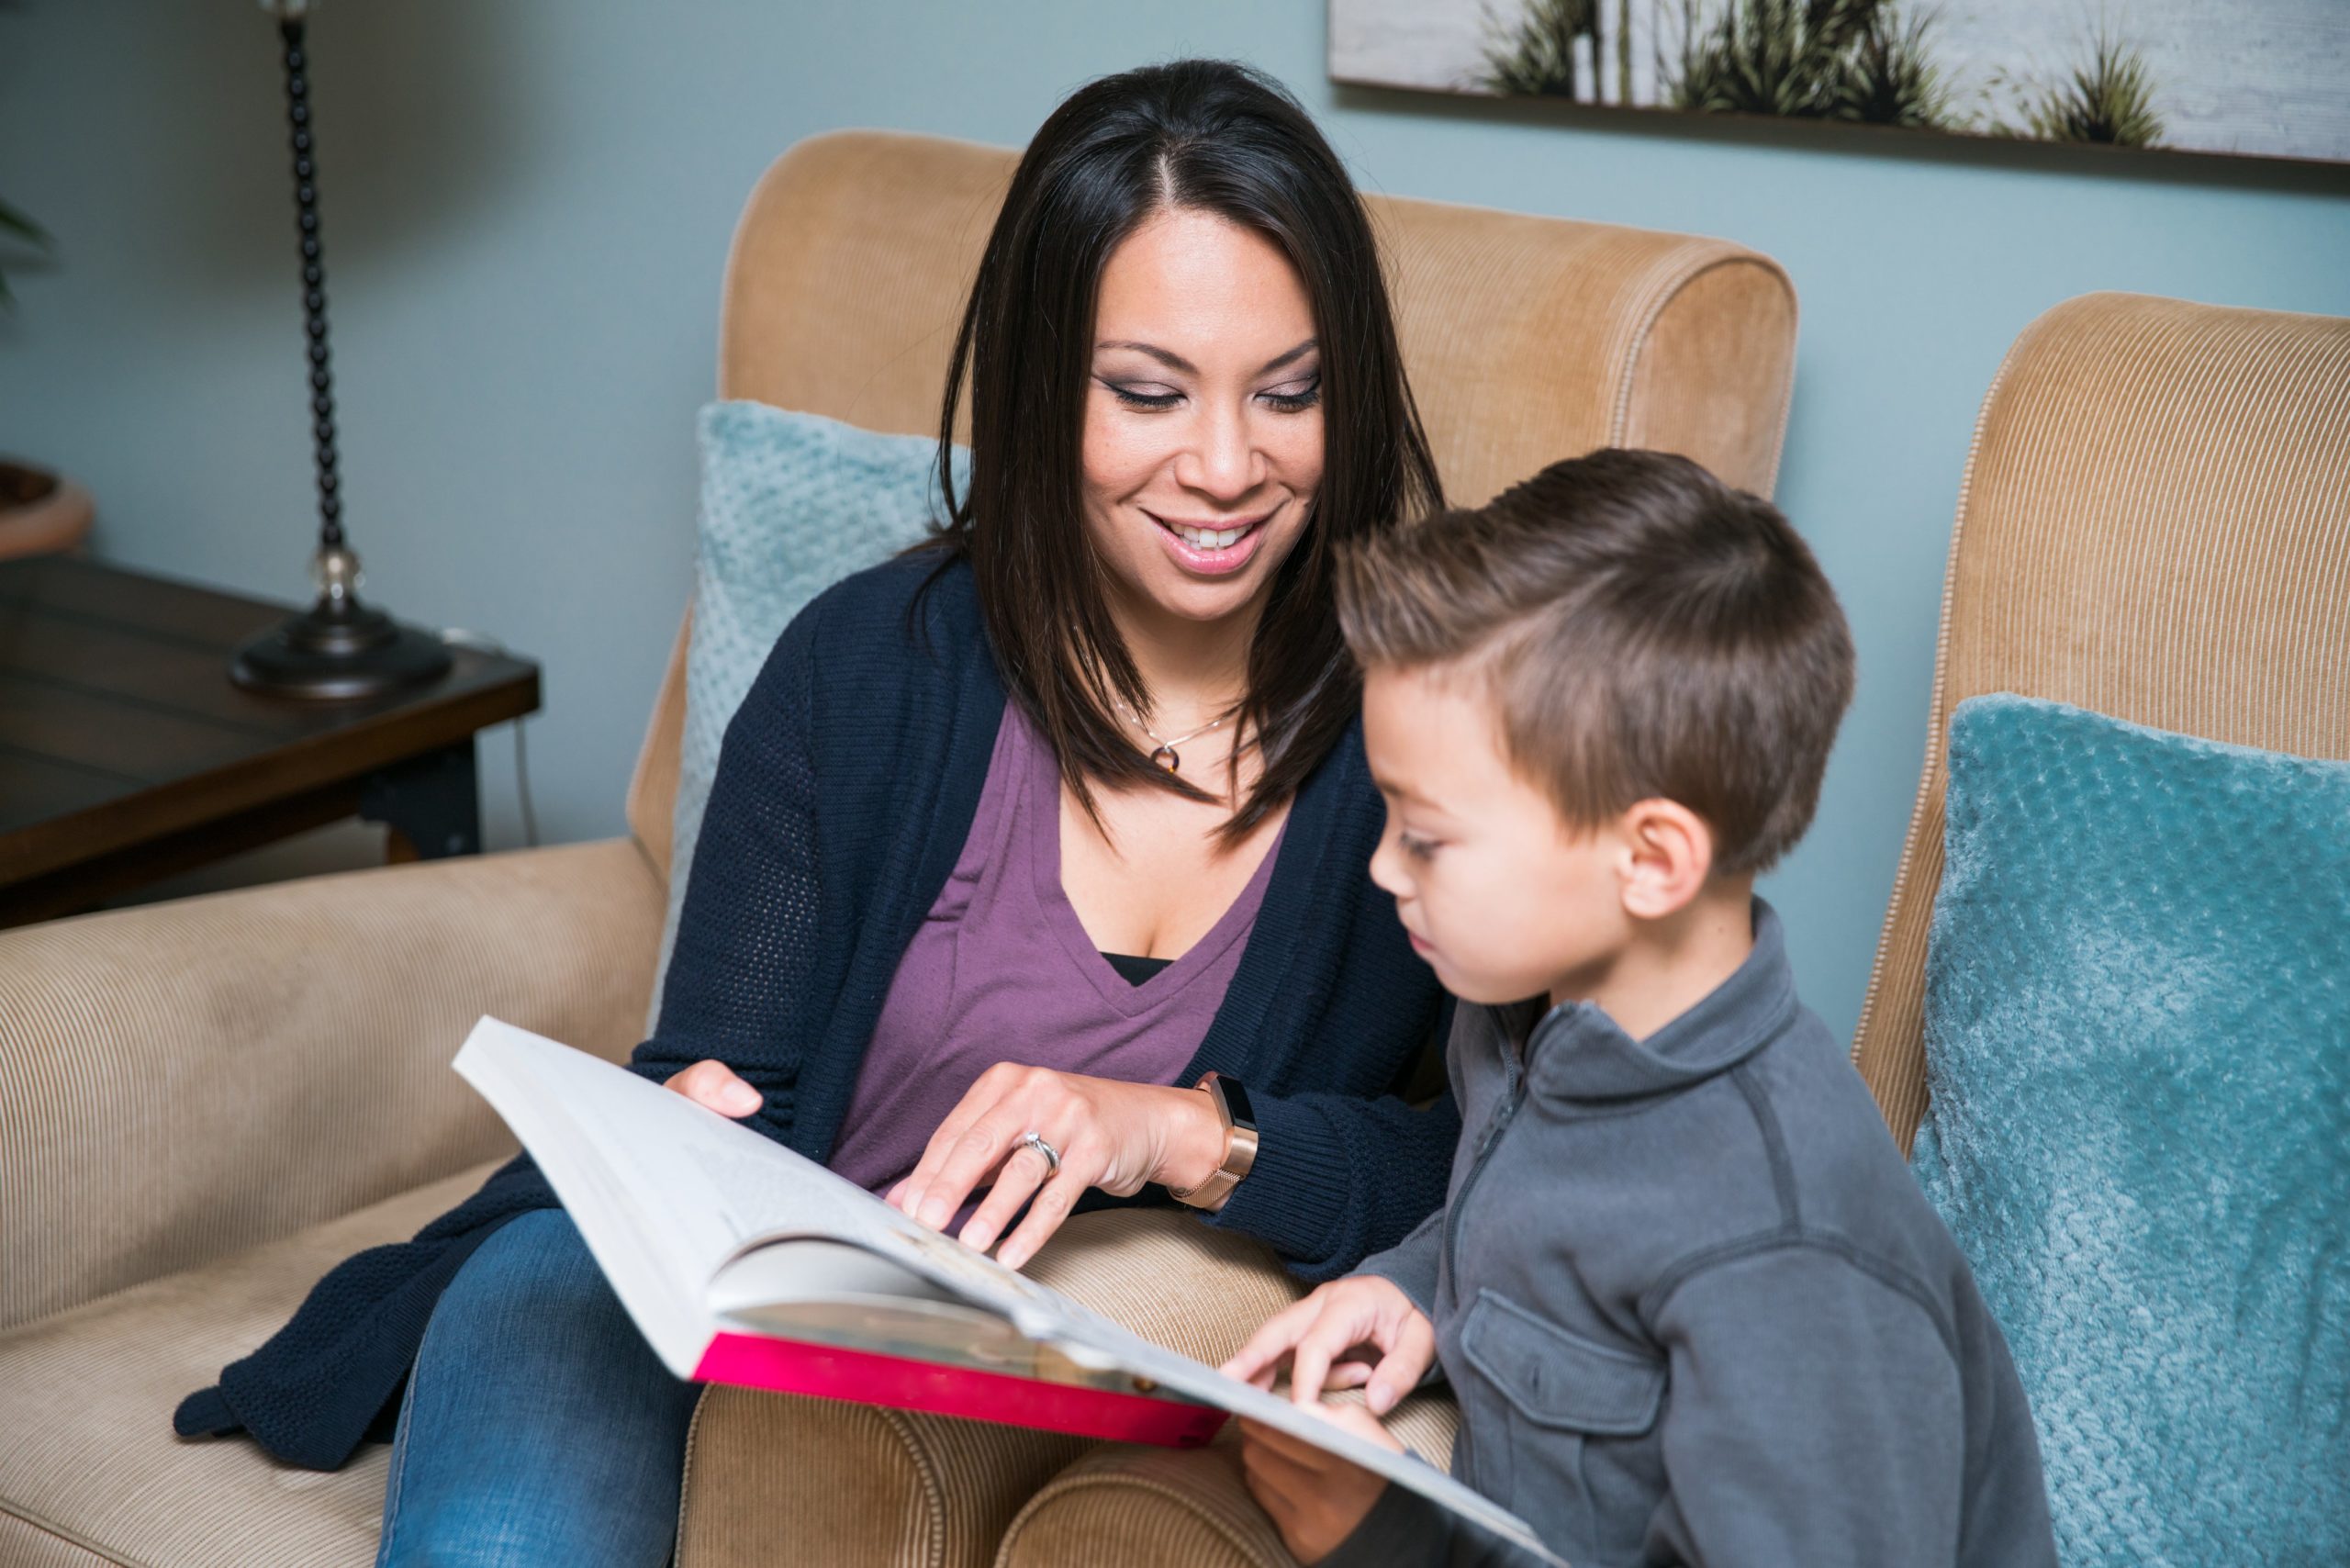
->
[[1146, 509, 1270, 578]]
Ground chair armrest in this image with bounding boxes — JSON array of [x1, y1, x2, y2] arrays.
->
[[0, 837, 664, 1331], [995, 1213, 1460, 1568], [998, 1383, 1460, 1568], [676, 1206, 1314, 1568]]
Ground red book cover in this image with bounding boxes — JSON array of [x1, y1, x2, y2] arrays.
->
[[695, 1331, 1226, 1447]]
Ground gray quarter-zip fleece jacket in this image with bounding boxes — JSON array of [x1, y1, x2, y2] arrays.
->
[[1322, 902, 2055, 1568]]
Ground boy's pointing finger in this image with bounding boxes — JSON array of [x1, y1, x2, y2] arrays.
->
[[1221, 1296, 1316, 1383]]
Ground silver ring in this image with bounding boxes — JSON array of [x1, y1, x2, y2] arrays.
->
[[1017, 1130, 1062, 1180]]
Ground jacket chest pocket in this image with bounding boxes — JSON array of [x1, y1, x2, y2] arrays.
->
[[1457, 1290, 1666, 1559]]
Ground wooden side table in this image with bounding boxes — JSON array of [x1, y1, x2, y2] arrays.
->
[[0, 555, 540, 926]]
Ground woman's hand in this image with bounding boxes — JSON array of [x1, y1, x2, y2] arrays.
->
[[887, 1064, 1227, 1270], [1222, 1274, 1435, 1415], [663, 1058, 765, 1118], [1237, 1403, 1400, 1565]]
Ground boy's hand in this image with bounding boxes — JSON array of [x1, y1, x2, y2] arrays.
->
[[1237, 1404, 1402, 1564], [1221, 1274, 1434, 1414]]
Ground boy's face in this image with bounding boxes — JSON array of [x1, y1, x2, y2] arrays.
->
[[1361, 662, 1633, 1008]]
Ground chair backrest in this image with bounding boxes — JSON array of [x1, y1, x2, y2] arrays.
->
[[626, 129, 1799, 880], [1853, 291, 2350, 1152]]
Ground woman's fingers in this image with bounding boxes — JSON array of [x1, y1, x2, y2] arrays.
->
[[894, 1068, 1176, 1259], [662, 1059, 762, 1118], [914, 1069, 1079, 1229], [956, 1139, 1057, 1255], [913, 1109, 1029, 1229], [992, 1165, 1089, 1271], [892, 1070, 1013, 1223], [893, 1113, 978, 1221]]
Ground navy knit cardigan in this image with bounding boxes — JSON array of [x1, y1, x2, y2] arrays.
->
[[176, 553, 1457, 1470]]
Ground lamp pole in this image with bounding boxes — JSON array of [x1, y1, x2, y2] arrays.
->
[[230, 0, 450, 700]]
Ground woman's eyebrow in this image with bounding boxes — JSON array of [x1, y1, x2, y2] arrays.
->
[[1097, 341, 1196, 375], [1258, 338, 1318, 375], [1091, 337, 1320, 376]]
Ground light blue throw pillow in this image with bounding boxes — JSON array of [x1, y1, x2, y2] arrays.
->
[[1913, 694, 2349, 1566], [649, 402, 970, 1022]]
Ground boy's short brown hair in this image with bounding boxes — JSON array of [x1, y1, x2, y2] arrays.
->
[[1336, 449, 1855, 875]]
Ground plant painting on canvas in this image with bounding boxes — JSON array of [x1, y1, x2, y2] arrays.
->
[[1329, 0, 2350, 164]]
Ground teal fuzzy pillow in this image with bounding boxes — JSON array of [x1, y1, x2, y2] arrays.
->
[[1913, 694, 2350, 1565], [649, 402, 970, 1021]]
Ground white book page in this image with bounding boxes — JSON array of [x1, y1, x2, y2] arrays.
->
[[452, 1019, 1072, 1358], [453, 1019, 743, 1372], [1032, 1307, 1561, 1563], [454, 1018, 1561, 1565]]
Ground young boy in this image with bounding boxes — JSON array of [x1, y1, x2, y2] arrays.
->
[[1223, 452, 2055, 1567]]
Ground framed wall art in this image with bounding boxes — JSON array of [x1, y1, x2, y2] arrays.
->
[[1329, 1, 2350, 165]]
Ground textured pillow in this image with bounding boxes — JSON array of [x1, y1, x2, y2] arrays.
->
[[1912, 694, 2349, 1566], [649, 402, 970, 1022]]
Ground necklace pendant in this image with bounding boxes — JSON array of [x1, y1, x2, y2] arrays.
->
[[1149, 744, 1181, 772]]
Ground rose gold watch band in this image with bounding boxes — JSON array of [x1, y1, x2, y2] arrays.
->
[[1170, 1071, 1259, 1210]]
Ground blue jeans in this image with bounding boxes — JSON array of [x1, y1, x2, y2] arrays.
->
[[375, 1208, 703, 1568]]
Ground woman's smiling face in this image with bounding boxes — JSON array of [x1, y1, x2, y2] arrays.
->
[[1081, 207, 1325, 632]]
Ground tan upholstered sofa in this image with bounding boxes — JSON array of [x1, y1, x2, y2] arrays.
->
[[0, 129, 1798, 1568], [1850, 291, 2350, 1154]]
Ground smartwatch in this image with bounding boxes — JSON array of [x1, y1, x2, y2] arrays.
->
[[1170, 1070, 1259, 1210]]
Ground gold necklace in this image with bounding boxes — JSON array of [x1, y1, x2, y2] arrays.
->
[[1116, 700, 1230, 773]]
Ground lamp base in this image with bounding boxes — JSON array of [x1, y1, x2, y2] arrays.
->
[[230, 593, 453, 700]]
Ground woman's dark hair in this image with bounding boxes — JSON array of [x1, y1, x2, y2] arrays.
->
[[932, 58, 1442, 841]]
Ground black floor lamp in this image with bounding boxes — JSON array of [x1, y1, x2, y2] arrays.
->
[[230, 0, 450, 700]]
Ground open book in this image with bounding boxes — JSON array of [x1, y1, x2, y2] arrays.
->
[[453, 1017, 1562, 1566]]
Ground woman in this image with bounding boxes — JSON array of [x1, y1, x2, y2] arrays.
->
[[177, 58, 1457, 1566]]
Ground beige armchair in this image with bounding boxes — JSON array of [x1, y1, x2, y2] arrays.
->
[[1852, 291, 2350, 1155], [0, 129, 1796, 1568]]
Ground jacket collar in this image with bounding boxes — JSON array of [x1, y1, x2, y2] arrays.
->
[[1522, 899, 1798, 1103]]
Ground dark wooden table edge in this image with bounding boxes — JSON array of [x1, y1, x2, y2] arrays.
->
[[0, 666, 540, 886]]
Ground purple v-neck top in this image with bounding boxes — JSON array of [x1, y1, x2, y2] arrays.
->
[[828, 701, 1284, 1198]]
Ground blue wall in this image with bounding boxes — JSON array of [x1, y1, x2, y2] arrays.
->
[[5, 2, 2345, 1040]]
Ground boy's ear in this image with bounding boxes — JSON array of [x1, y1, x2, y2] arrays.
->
[[1617, 799, 1716, 920]]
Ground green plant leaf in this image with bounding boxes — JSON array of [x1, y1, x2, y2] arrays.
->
[[0, 196, 50, 247], [2022, 28, 2164, 146]]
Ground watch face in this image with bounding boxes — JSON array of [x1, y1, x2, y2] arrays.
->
[[1219, 1076, 1256, 1134]]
